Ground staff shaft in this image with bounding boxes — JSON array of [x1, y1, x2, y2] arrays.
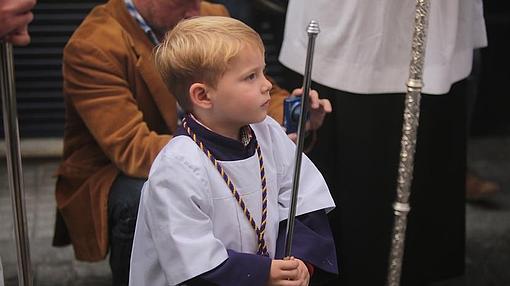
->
[[284, 21, 320, 258], [387, 1, 430, 285], [1, 42, 33, 286]]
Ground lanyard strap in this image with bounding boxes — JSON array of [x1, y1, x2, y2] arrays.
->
[[182, 118, 269, 256]]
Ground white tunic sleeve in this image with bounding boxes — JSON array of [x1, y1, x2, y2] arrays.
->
[[129, 149, 228, 286], [253, 117, 336, 221]]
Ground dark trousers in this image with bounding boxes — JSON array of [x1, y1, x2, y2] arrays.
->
[[108, 174, 145, 286], [308, 81, 467, 286]]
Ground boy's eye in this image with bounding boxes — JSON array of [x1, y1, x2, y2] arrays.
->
[[246, 73, 256, 81]]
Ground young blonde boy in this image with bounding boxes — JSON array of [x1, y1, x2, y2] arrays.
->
[[129, 16, 337, 286]]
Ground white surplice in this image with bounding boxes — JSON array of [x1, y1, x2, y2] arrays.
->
[[129, 116, 335, 286], [279, 0, 488, 95]]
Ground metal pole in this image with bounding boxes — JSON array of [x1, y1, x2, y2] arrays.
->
[[1, 42, 33, 286], [284, 20, 320, 258], [386, 1, 430, 285]]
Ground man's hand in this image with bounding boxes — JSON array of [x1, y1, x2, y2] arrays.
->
[[291, 88, 332, 131], [0, 0, 36, 46], [287, 87, 332, 142], [268, 258, 310, 286]]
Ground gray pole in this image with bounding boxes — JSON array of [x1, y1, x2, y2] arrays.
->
[[387, 1, 430, 285], [1, 42, 33, 286], [284, 20, 320, 258]]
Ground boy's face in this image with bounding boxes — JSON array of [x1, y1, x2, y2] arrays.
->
[[206, 44, 272, 129]]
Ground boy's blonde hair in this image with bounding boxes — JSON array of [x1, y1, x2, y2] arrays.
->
[[154, 16, 265, 112]]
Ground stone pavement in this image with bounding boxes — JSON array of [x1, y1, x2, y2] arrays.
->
[[464, 136, 510, 286], [0, 136, 509, 286], [0, 159, 111, 286]]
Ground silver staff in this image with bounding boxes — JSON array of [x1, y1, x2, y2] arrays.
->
[[284, 20, 320, 257], [1, 43, 33, 286], [387, 1, 431, 285]]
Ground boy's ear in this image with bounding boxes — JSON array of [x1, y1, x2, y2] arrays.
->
[[189, 83, 212, 109]]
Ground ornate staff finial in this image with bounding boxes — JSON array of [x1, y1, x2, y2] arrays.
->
[[307, 20, 320, 35]]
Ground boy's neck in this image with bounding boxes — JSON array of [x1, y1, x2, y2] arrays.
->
[[189, 113, 242, 142]]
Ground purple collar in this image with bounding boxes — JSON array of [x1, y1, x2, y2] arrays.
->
[[175, 115, 257, 161]]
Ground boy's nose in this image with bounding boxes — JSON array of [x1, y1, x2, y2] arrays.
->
[[262, 77, 272, 94]]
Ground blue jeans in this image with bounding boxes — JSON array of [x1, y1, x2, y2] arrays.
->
[[108, 174, 145, 286]]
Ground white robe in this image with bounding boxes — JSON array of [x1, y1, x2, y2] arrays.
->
[[279, 0, 488, 95], [129, 116, 335, 286]]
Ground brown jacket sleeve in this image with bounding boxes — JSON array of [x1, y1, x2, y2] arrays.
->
[[63, 39, 171, 178], [201, 1, 230, 16], [267, 78, 289, 124]]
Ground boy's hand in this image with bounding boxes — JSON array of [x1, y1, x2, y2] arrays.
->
[[292, 257, 311, 286], [268, 258, 310, 286]]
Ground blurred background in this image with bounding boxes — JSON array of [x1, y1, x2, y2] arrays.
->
[[1, 0, 509, 285]]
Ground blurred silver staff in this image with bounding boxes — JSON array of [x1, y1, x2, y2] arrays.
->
[[387, 1, 431, 285], [1, 42, 33, 286], [283, 20, 320, 257]]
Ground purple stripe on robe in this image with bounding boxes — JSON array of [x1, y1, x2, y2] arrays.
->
[[186, 210, 337, 285], [185, 249, 271, 286], [275, 210, 338, 284]]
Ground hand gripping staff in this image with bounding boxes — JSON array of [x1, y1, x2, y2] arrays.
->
[[1, 42, 33, 286], [387, 1, 431, 285], [283, 20, 320, 258]]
